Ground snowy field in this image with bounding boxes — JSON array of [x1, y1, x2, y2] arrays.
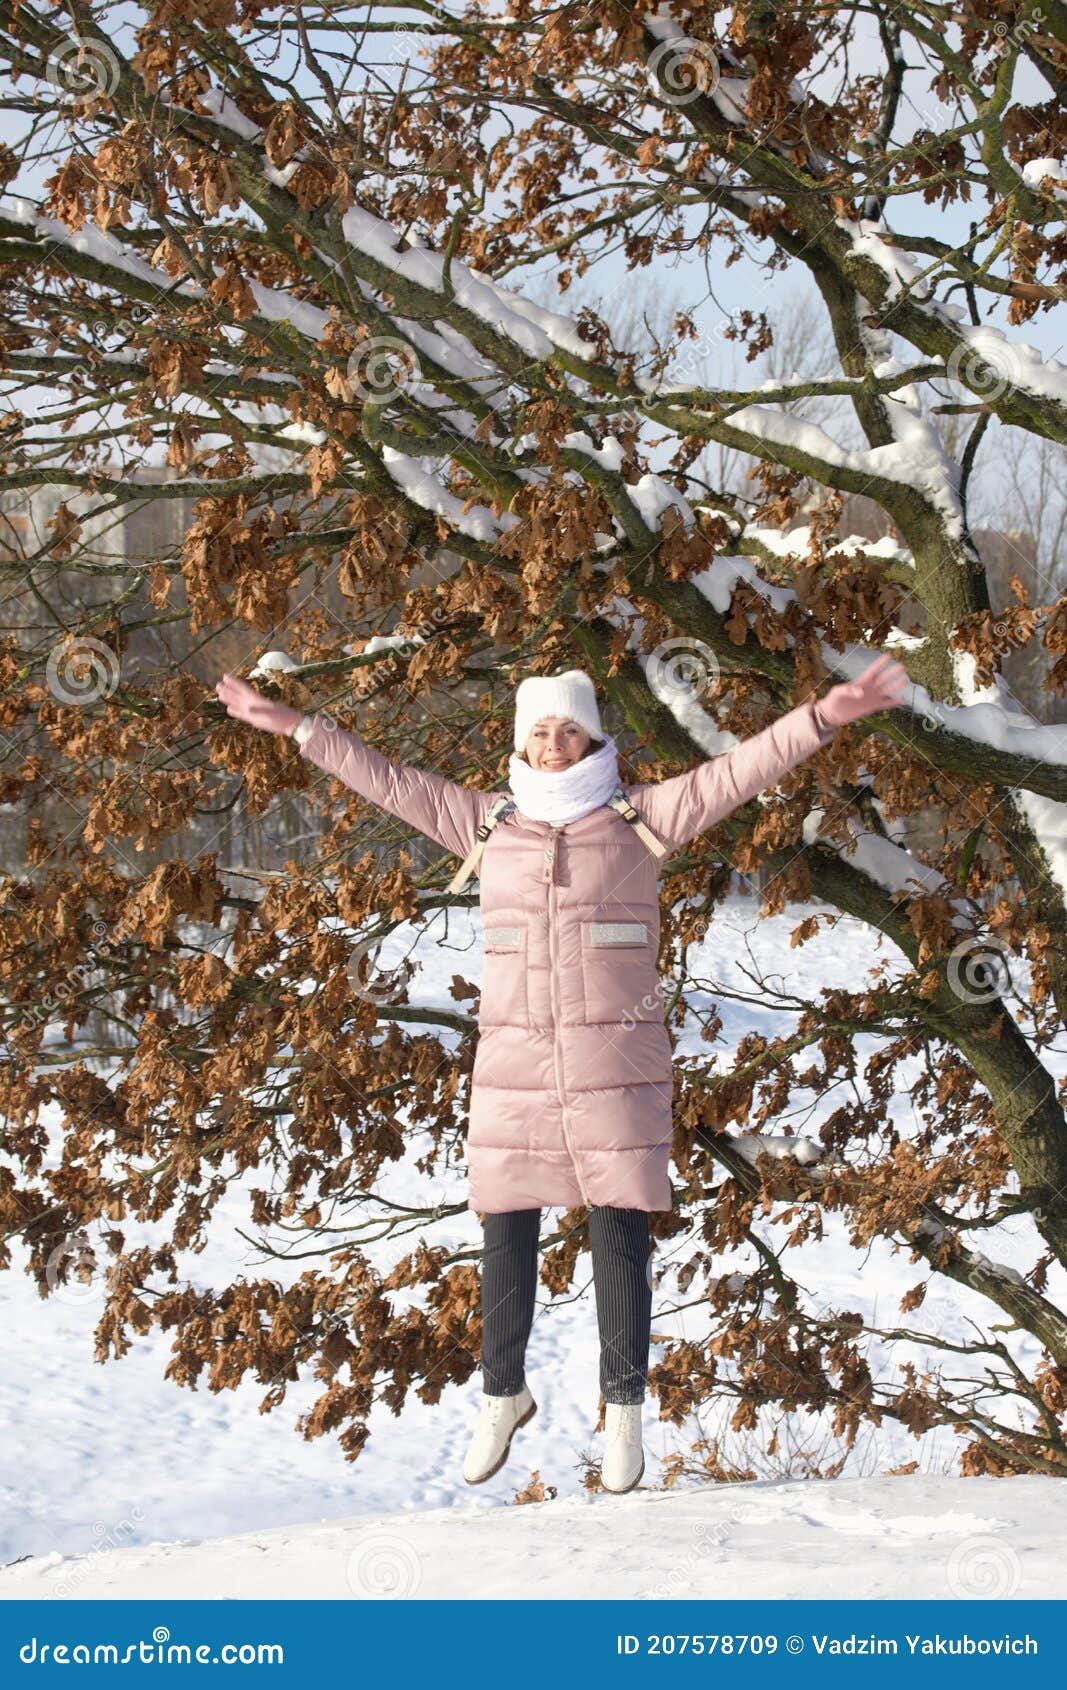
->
[[2, 891, 1064, 1599], [4, 1474, 1064, 1601]]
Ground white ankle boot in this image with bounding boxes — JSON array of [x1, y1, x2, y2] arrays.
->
[[601, 1401, 645, 1493], [462, 1383, 537, 1484]]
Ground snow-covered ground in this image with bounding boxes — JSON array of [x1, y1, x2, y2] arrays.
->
[[4, 1474, 1062, 1601], [2, 892, 1064, 1598]]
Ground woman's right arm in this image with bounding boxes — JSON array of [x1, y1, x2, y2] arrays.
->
[[294, 710, 492, 859], [215, 673, 492, 860]]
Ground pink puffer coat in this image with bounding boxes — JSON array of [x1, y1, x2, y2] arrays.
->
[[297, 700, 835, 1215]]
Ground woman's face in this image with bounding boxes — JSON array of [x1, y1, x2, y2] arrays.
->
[[524, 715, 591, 770]]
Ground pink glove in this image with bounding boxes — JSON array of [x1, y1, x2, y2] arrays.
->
[[817, 653, 909, 730], [215, 672, 303, 737]]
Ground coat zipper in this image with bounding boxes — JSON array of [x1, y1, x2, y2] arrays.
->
[[544, 824, 592, 1206]]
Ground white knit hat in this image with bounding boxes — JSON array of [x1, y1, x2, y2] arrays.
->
[[513, 668, 603, 752]]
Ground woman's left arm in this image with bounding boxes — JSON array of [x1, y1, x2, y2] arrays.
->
[[623, 654, 909, 856], [624, 698, 836, 855]]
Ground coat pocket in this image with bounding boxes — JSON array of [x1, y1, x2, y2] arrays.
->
[[580, 912, 661, 1025], [480, 923, 529, 1028]]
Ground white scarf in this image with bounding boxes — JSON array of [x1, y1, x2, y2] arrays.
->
[[506, 733, 621, 825]]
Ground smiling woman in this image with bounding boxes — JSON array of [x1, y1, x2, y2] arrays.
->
[[527, 719, 593, 767], [215, 652, 906, 1495]]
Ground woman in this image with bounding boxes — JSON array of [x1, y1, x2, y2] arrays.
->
[[215, 652, 907, 1495]]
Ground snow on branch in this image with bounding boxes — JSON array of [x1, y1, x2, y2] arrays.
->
[[745, 524, 916, 571], [689, 396, 967, 537], [340, 205, 593, 361], [837, 212, 1067, 411], [0, 192, 329, 349]]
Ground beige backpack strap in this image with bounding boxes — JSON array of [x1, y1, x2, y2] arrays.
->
[[606, 789, 668, 860], [447, 795, 516, 894]]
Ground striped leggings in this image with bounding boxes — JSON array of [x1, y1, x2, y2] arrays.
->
[[480, 1206, 652, 1405]]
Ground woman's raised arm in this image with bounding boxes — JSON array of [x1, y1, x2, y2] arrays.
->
[[622, 654, 908, 857], [215, 673, 493, 861]]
